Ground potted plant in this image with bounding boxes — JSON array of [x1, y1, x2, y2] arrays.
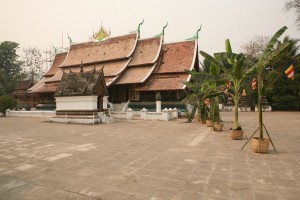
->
[[200, 40, 250, 133], [215, 40, 255, 139], [241, 26, 290, 153], [183, 70, 212, 124]]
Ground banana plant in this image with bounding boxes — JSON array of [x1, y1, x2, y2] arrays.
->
[[253, 26, 290, 140], [183, 70, 212, 123], [200, 39, 255, 130], [241, 26, 291, 152]]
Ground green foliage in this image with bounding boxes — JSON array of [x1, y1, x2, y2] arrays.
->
[[0, 41, 22, 96], [266, 37, 300, 110], [254, 26, 289, 139], [201, 39, 255, 129], [0, 95, 17, 114]]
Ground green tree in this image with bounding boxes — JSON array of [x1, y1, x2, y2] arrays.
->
[[0, 95, 17, 114], [0, 41, 22, 96], [266, 36, 300, 110]]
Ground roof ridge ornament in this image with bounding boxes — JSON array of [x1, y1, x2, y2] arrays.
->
[[154, 22, 168, 42], [67, 34, 73, 45], [137, 19, 144, 34], [186, 25, 202, 41]]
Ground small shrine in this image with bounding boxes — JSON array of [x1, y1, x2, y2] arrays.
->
[[255, 96, 272, 112], [239, 89, 251, 111], [224, 96, 235, 111], [50, 65, 110, 124]]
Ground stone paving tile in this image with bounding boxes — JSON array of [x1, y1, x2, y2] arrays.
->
[[0, 112, 300, 199]]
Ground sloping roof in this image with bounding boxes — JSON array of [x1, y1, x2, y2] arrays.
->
[[114, 64, 156, 85], [55, 67, 108, 96], [32, 82, 59, 93], [28, 77, 49, 93], [15, 79, 34, 91], [60, 33, 138, 67], [136, 73, 189, 91], [29, 32, 199, 94], [154, 40, 197, 73], [112, 37, 162, 85], [129, 37, 162, 66], [44, 52, 67, 77], [136, 40, 197, 91]]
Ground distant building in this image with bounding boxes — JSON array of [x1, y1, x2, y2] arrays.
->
[[29, 31, 199, 110], [12, 79, 35, 109]]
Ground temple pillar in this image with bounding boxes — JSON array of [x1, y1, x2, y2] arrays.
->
[[155, 92, 162, 113], [103, 96, 109, 110]]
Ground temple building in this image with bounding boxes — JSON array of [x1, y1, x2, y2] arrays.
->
[[12, 79, 35, 109], [29, 28, 200, 110], [28, 52, 67, 109]]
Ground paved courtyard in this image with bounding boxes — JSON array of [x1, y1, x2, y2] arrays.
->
[[0, 112, 299, 200]]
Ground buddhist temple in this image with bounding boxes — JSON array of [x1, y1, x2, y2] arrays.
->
[[29, 27, 200, 111], [28, 52, 68, 109]]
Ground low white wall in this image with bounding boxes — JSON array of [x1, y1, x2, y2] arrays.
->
[[6, 110, 55, 118], [111, 112, 127, 120], [145, 112, 162, 120], [55, 96, 98, 111]]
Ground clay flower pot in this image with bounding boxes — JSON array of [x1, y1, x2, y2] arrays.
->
[[251, 137, 270, 154], [206, 120, 213, 127], [230, 129, 243, 140], [213, 123, 223, 132]]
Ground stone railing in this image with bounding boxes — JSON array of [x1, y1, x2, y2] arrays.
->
[[110, 107, 178, 121], [6, 110, 55, 118]]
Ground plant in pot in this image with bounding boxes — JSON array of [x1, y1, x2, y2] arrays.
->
[[241, 26, 291, 153], [183, 70, 211, 124], [216, 41, 256, 139], [201, 76, 225, 131], [201, 39, 256, 138]]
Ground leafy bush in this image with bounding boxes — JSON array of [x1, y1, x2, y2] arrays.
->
[[0, 95, 17, 114]]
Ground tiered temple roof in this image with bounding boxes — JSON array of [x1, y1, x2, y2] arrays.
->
[[29, 52, 67, 93], [136, 40, 198, 91], [29, 31, 199, 95], [12, 79, 35, 96]]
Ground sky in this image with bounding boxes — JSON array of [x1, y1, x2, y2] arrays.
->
[[0, 0, 299, 59]]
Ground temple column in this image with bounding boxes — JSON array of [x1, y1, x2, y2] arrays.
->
[[155, 92, 162, 113], [103, 96, 109, 110]]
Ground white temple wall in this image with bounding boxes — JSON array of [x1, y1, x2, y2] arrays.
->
[[55, 96, 98, 111]]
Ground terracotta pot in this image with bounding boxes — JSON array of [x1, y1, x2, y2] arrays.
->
[[230, 129, 243, 140], [213, 123, 223, 132], [251, 137, 270, 154], [206, 120, 213, 127]]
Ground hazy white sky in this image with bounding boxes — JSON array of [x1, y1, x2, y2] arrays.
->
[[0, 0, 298, 55]]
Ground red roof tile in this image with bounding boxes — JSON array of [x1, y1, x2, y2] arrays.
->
[[44, 69, 64, 83], [154, 40, 197, 74], [105, 77, 117, 86], [44, 52, 67, 77], [87, 59, 130, 76], [32, 82, 59, 93], [114, 64, 156, 85], [60, 33, 137, 67], [15, 79, 34, 90], [28, 77, 50, 93], [135, 73, 190, 91], [129, 37, 162, 66]]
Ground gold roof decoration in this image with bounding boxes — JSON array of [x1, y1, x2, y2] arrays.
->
[[93, 24, 111, 41]]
